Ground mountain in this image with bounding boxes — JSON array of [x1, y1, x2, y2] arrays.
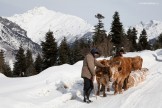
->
[[130, 20, 162, 41], [7, 7, 93, 44], [0, 16, 41, 67]]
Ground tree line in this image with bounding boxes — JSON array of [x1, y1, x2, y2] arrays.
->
[[1, 11, 162, 77]]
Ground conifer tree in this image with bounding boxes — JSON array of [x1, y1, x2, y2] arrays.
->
[[131, 27, 138, 51], [13, 45, 26, 77], [126, 28, 133, 51], [127, 28, 133, 41], [71, 38, 83, 64], [41, 30, 58, 70], [93, 13, 107, 47], [158, 33, 162, 48], [138, 29, 150, 50], [25, 49, 36, 76], [0, 50, 12, 77], [110, 11, 125, 49], [158, 33, 162, 47], [126, 27, 137, 51], [58, 37, 70, 65], [26, 64, 36, 76], [3, 63, 12, 77], [34, 53, 43, 74], [0, 50, 5, 73], [79, 38, 91, 56], [153, 33, 162, 49]]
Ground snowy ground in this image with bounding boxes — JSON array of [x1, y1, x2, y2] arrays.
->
[[1, 49, 162, 108]]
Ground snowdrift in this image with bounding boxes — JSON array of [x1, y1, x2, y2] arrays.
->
[[128, 68, 149, 88], [0, 49, 162, 108]]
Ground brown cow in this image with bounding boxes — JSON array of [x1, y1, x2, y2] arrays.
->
[[95, 59, 110, 97], [122, 56, 143, 89], [131, 56, 143, 71], [109, 57, 132, 95]]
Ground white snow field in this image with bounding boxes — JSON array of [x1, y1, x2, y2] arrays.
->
[[1, 49, 162, 108]]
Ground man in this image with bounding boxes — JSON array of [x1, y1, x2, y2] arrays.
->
[[114, 47, 125, 58], [81, 48, 105, 103]]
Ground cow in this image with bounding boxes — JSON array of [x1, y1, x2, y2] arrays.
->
[[95, 59, 111, 97], [109, 57, 132, 95], [122, 56, 143, 89], [131, 56, 143, 71]]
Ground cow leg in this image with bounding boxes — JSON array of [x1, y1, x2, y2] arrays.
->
[[123, 76, 128, 90], [124, 76, 130, 91], [123, 78, 126, 90], [114, 81, 118, 95], [106, 76, 110, 92], [100, 84, 104, 92], [96, 78, 100, 96], [102, 85, 106, 97], [119, 81, 123, 94]]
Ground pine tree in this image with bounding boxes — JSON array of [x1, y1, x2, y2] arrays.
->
[[26, 64, 36, 76], [126, 27, 138, 51], [58, 37, 70, 65], [131, 27, 138, 51], [41, 30, 58, 70], [127, 28, 133, 41], [13, 46, 26, 77], [153, 33, 162, 49], [25, 49, 36, 76], [138, 29, 150, 50], [79, 38, 91, 56], [0, 50, 5, 74], [110, 11, 125, 49], [70, 38, 84, 64], [34, 53, 43, 74], [93, 13, 107, 47], [3, 63, 12, 77], [158, 33, 162, 47], [126, 28, 133, 51], [0, 50, 12, 77]]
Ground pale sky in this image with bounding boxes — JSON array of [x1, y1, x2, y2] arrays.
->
[[0, 0, 162, 29]]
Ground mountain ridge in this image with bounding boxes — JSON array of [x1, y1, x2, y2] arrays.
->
[[7, 7, 93, 44]]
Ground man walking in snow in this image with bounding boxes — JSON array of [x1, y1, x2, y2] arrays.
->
[[81, 48, 105, 103]]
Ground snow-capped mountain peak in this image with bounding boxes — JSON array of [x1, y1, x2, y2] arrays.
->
[[130, 20, 162, 40], [7, 7, 93, 44]]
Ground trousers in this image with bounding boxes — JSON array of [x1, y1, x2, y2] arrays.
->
[[83, 77, 94, 100]]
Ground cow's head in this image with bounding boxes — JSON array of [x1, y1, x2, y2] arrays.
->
[[109, 61, 122, 81]]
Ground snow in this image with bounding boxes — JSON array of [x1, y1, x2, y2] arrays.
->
[[1, 49, 162, 108], [6, 7, 93, 44]]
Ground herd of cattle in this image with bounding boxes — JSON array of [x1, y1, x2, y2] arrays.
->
[[95, 56, 148, 97]]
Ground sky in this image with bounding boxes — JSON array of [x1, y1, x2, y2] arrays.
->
[[0, 0, 162, 29]]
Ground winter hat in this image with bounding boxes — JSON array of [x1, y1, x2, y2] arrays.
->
[[90, 48, 100, 56]]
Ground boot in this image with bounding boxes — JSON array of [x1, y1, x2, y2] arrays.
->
[[86, 89, 93, 103], [83, 91, 87, 102]]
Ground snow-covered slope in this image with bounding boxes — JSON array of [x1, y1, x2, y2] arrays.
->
[[130, 20, 162, 40], [7, 7, 93, 44], [1, 49, 162, 108]]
